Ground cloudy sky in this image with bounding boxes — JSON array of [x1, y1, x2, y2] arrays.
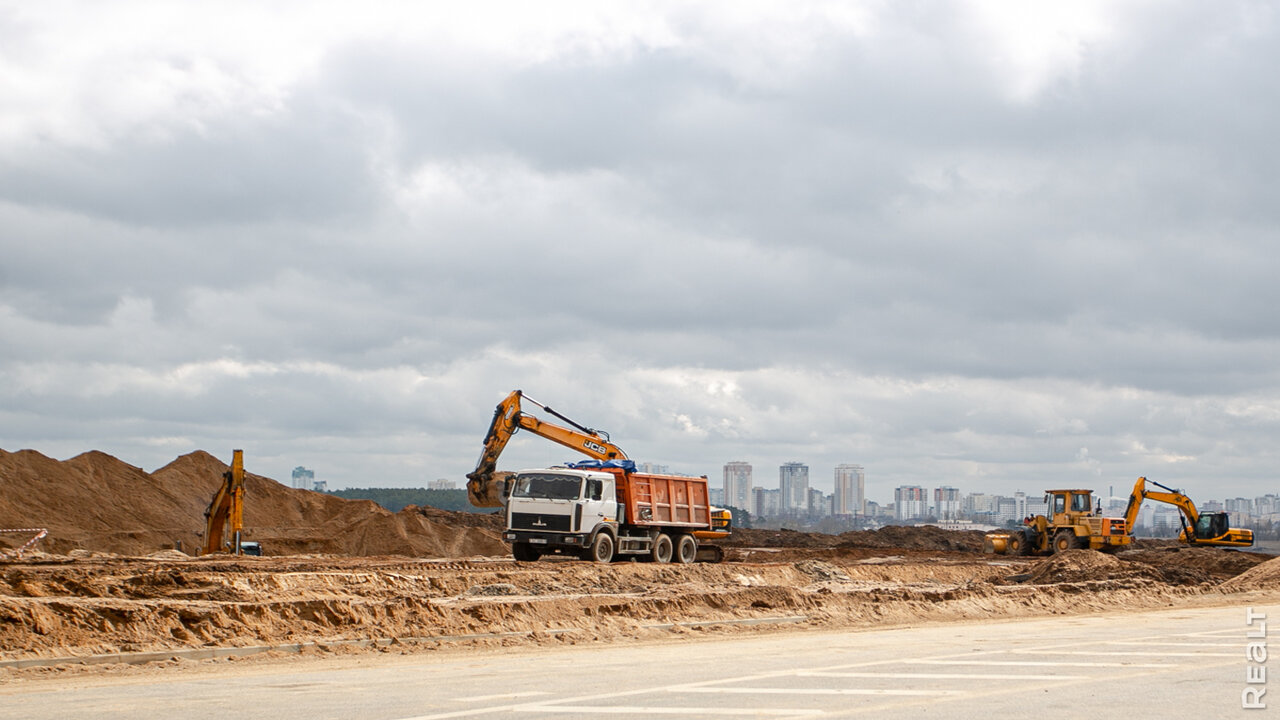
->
[[2, 1, 1278, 503]]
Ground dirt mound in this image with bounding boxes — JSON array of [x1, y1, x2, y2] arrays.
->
[[837, 525, 986, 552], [0, 448, 507, 559], [1220, 556, 1280, 591], [725, 525, 984, 553], [1116, 547, 1271, 582], [1017, 549, 1215, 586], [1022, 550, 1146, 584]]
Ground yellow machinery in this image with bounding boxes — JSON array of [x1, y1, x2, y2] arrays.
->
[[202, 449, 250, 555], [985, 488, 1131, 556], [1123, 476, 1253, 547], [466, 390, 628, 508]]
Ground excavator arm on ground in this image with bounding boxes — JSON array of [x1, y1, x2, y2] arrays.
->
[[202, 449, 246, 555], [466, 390, 628, 507], [1122, 476, 1253, 547]]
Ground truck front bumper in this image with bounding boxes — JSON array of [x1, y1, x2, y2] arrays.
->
[[504, 530, 588, 549]]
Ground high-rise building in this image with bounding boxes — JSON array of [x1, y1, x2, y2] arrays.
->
[[723, 461, 753, 511], [808, 488, 831, 517], [428, 478, 456, 490], [291, 466, 314, 490], [833, 464, 865, 516], [894, 486, 926, 520], [752, 487, 781, 518], [779, 462, 809, 512], [934, 486, 961, 521]]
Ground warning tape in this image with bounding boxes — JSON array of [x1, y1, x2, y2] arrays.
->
[[0, 528, 49, 559]]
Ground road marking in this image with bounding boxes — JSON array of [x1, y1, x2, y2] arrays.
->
[[680, 687, 966, 696], [1006, 650, 1236, 657], [1101, 641, 1238, 648], [456, 691, 550, 703], [918, 659, 1176, 668], [519, 705, 821, 717], [796, 671, 1086, 681]]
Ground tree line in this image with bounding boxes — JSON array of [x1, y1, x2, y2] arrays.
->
[[326, 487, 483, 513]]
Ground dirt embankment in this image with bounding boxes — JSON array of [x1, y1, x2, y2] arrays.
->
[[1, 447, 1276, 671], [0, 449, 506, 558]]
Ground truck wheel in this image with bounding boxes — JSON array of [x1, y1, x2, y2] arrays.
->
[[1052, 530, 1079, 554], [650, 533, 674, 563], [1008, 531, 1030, 556], [586, 532, 614, 563], [512, 542, 541, 562], [676, 534, 698, 564]]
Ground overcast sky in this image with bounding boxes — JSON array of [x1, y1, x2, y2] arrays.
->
[[2, 1, 1278, 503]]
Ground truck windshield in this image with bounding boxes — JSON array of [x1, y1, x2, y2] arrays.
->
[[511, 474, 582, 500]]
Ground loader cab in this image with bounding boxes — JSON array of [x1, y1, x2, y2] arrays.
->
[[1047, 489, 1094, 524]]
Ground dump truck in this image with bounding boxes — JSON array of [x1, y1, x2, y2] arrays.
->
[[465, 390, 730, 562], [503, 460, 729, 563], [1123, 476, 1253, 547], [985, 488, 1131, 556]]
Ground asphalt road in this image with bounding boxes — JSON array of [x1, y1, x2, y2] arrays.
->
[[1, 603, 1272, 719]]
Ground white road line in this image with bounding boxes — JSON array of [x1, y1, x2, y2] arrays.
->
[[680, 687, 966, 696], [455, 691, 551, 703], [519, 705, 822, 717], [1101, 641, 1238, 648], [796, 671, 1086, 681], [918, 660, 1176, 668], [1006, 650, 1236, 657]]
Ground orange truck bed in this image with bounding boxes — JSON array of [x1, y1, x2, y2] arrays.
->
[[601, 469, 714, 530]]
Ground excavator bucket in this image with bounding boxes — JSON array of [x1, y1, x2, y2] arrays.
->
[[466, 471, 513, 508]]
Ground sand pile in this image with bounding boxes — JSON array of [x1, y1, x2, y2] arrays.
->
[[0, 448, 507, 558], [1220, 556, 1280, 591], [1021, 550, 1134, 584], [837, 525, 987, 552]]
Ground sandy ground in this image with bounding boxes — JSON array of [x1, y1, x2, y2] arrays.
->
[[4, 447, 1279, 685], [3, 542, 1277, 685]]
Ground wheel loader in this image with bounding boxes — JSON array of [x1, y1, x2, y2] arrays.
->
[[984, 488, 1131, 556]]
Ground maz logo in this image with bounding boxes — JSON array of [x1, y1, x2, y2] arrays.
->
[[532, 517, 547, 527]]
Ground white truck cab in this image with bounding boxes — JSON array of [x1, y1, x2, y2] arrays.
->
[[504, 468, 619, 561]]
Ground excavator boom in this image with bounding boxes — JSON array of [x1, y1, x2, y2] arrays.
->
[[466, 390, 627, 507], [202, 449, 246, 555]]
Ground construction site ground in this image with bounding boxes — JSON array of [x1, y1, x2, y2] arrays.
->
[[3, 448, 1280, 685], [4, 542, 1279, 685]]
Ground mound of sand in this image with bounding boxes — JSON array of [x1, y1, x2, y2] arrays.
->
[[0, 448, 507, 558], [1220, 555, 1280, 591], [837, 525, 987, 552]]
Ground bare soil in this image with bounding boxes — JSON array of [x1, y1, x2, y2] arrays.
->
[[1, 448, 1275, 676]]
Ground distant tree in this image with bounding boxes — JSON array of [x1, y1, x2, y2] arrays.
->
[[327, 488, 483, 513]]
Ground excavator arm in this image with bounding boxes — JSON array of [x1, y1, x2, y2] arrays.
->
[[466, 390, 628, 507], [202, 449, 245, 555], [1123, 476, 1252, 547]]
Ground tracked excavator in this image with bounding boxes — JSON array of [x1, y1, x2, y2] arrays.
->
[[201, 449, 260, 556], [1123, 476, 1253, 547], [466, 390, 730, 562]]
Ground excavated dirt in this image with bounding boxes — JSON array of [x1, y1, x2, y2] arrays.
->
[[1, 447, 1277, 672], [0, 449, 507, 558]]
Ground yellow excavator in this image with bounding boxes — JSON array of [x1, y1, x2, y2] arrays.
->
[[466, 390, 629, 508], [201, 449, 259, 556], [1123, 476, 1253, 547]]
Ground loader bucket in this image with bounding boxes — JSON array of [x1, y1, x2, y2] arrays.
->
[[984, 533, 1009, 555]]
